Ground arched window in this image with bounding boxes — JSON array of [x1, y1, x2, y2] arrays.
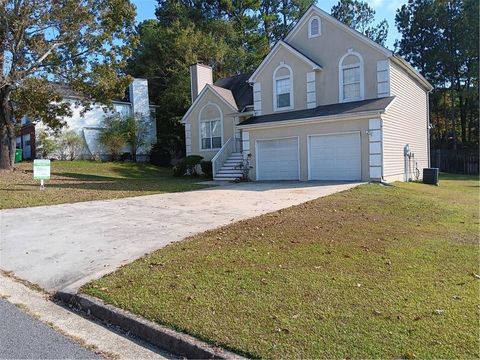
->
[[308, 16, 321, 38], [273, 63, 294, 111], [199, 102, 222, 150], [338, 50, 364, 102]]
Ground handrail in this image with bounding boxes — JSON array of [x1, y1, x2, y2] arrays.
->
[[212, 137, 233, 178]]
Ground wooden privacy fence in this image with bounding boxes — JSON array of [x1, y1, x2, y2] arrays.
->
[[431, 149, 479, 175]]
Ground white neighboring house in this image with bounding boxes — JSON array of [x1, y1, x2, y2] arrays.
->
[[18, 78, 157, 161]]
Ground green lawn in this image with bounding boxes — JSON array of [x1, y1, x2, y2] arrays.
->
[[83, 174, 480, 359], [0, 161, 207, 209]]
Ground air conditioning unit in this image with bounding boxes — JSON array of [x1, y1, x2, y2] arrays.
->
[[423, 168, 439, 185]]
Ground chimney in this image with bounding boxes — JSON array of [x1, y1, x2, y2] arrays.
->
[[128, 78, 150, 117], [190, 63, 213, 103]]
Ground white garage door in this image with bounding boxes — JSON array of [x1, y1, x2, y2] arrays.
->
[[309, 132, 361, 180], [257, 137, 299, 180]]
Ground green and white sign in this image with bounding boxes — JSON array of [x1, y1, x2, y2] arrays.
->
[[33, 159, 51, 180]]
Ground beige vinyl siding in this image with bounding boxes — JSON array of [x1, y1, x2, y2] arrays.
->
[[382, 61, 429, 181]]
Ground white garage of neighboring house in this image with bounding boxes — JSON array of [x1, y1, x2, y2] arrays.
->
[[17, 78, 157, 161]]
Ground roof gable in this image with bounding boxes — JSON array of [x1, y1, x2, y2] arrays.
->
[[214, 73, 253, 110], [248, 40, 323, 83], [285, 5, 392, 57], [181, 84, 238, 124]]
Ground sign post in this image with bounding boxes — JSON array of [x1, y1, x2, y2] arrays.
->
[[33, 159, 51, 190]]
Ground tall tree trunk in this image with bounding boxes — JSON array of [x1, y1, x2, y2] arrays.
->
[[0, 87, 15, 170]]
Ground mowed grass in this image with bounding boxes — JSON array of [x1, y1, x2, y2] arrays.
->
[[0, 161, 207, 209], [83, 174, 480, 359]]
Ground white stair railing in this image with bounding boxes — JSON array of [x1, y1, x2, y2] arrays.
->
[[212, 137, 234, 178]]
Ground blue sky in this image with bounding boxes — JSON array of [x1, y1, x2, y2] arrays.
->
[[131, 0, 407, 50]]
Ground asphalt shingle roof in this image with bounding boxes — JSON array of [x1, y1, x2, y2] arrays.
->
[[214, 73, 253, 111], [239, 96, 395, 126]]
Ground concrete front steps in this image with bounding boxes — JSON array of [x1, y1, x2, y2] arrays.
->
[[213, 152, 244, 181]]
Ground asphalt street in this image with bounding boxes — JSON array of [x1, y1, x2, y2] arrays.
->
[[0, 299, 99, 359]]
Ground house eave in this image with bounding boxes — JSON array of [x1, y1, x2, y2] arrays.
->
[[248, 40, 323, 83], [284, 5, 392, 58], [237, 109, 385, 130], [181, 84, 238, 124]]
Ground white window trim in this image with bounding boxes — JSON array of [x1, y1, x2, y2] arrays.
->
[[338, 50, 365, 103], [198, 102, 223, 152], [273, 63, 294, 112], [308, 16, 321, 38]]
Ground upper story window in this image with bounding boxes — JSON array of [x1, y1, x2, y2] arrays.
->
[[339, 51, 364, 102], [199, 103, 222, 150], [308, 16, 321, 38], [273, 63, 294, 111]]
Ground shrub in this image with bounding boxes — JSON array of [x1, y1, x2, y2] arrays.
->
[[123, 113, 155, 162], [184, 155, 203, 176], [200, 160, 213, 178], [57, 130, 84, 160], [98, 115, 126, 161], [172, 159, 187, 177], [36, 128, 58, 159], [150, 142, 171, 167], [173, 155, 203, 177]]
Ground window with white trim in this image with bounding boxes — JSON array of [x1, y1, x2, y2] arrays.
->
[[199, 103, 222, 150], [342, 65, 361, 100], [276, 77, 291, 108], [339, 52, 364, 102], [200, 120, 221, 149], [308, 16, 321, 38], [273, 64, 293, 111]]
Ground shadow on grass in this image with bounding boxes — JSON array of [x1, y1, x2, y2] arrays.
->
[[51, 172, 117, 181], [11, 179, 206, 193]]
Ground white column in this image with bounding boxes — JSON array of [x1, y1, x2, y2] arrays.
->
[[377, 60, 390, 98], [306, 71, 316, 109], [185, 123, 192, 155], [368, 118, 382, 180], [253, 83, 262, 115], [242, 131, 250, 159]]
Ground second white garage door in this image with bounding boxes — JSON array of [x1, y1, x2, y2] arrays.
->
[[309, 132, 361, 180], [257, 137, 299, 180]]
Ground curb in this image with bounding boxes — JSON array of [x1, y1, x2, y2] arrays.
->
[[55, 291, 246, 360]]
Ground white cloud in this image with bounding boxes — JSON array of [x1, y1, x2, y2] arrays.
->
[[364, 0, 407, 12]]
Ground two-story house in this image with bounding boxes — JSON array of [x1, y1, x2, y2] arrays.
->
[[181, 5, 432, 182]]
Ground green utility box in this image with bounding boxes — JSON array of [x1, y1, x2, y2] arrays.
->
[[15, 148, 22, 163]]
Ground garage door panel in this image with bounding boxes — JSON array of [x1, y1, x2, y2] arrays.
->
[[309, 133, 361, 181], [257, 138, 299, 180]]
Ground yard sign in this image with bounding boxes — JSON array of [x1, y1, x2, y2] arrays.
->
[[33, 159, 51, 190]]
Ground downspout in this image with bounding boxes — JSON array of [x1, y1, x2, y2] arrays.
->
[[427, 89, 432, 168]]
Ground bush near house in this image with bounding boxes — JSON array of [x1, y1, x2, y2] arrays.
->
[[173, 155, 204, 177], [84, 174, 479, 359], [200, 160, 213, 178], [99, 113, 154, 162]]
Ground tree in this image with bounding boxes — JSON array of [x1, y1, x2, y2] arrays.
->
[[98, 116, 126, 161], [0, 0, 137, 169], [395, 0, 479, 150], [35, 128, 58, 159], [57, 130, 84, 161], [123, 113, 155, 162], [331, 0, 389, 46]]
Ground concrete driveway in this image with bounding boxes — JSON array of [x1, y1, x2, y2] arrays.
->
[[0, 181, 361, 292]]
